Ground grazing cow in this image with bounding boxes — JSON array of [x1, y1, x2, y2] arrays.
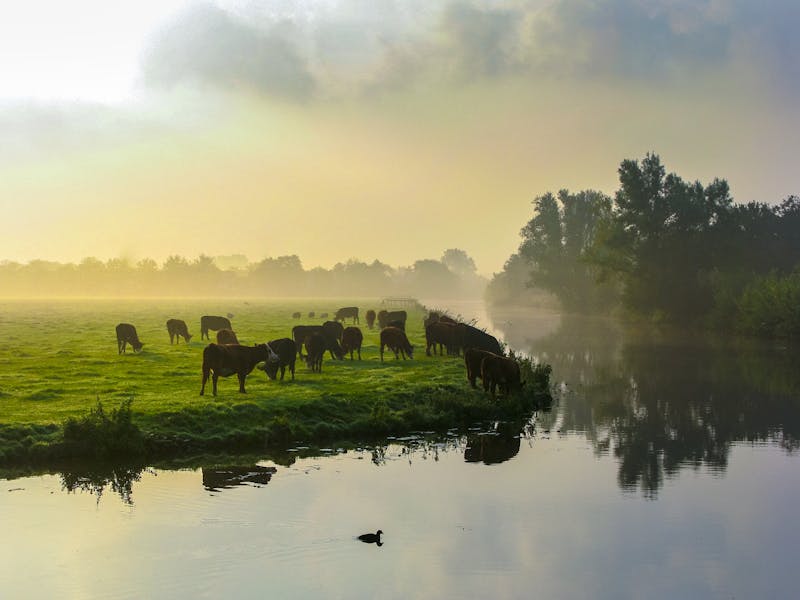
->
[[426, 322, 464, 356], [378, 310, 407, 329], [304, 332, 326, 372], [116, 323, 143, 354], [481, 354, 523, 397], [334, 306, 359, 324], [380, 327, 414, 362], [200, 315, 232, 340], [292, 312, 301, 319], [387, 319, 405, 331], [459, 323, 504, 355], [216, 329, 239, 345], [166, 319, 192, 344], [464, 348, 500, 388], [292, 325, 344, 360], [259, 338, 297, 381], [200, 343, 279, 396], [365, 309, 376, 329], [341, 327, 363, 360], [323, 320, 344, 342], [308, 311, 315, 318], [319, 312, 328, 319]]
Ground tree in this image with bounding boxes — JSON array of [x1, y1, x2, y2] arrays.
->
[[441, 248, 477, 276]]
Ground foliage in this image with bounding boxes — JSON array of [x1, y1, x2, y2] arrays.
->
[[736, 270, 800, 338], [62, 398, 145, 459]]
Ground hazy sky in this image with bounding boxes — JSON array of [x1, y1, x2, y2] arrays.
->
[[1, 0, 798, 274]]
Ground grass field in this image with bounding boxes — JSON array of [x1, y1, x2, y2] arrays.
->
[[0, 298, 551, 464]]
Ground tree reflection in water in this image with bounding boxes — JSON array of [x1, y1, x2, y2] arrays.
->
[[61, 464, 148, 505], [490, 311, 800, 498]]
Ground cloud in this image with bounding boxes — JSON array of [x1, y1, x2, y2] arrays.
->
[[141, 2, 315, 99]]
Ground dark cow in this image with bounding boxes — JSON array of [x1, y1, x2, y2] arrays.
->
[[323, 320, 344, 342], [308, 311, 315, 318], [116, 323, 143, 354], [481, 354, 523, 397], [200, 343, 278, 396], [334, 306, 359, 324], [426, 322, 464, 356], [460, 323, 504, 355], [464, 348, 500, 388], [380, 327, 414, 361], [341, 327, 363, 360], [319, 312, 328, 319], [292, 325, 344, 360], [378, 310, 407, 329], [166, 319, 192, 344], [440, 315, 458, 325], [201, 315, 232, 340], [304, 332, 326, 372], [292, 312, 301, 319], [387, 319, 405, 331], [259, 338, 297, 381], [365, 309, 376, 329], [216, 329, 239, 345]]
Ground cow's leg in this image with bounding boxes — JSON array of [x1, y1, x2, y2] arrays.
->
[[212, 373, 219, 396], [238, 372, 247, 393], [357, 346, 361, 360], [200, 367, 210, 395], [380, 344, 384, 362], [279, 366, 285, 381]]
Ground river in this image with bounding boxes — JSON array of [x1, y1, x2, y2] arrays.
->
[[2, 304, 799, 599]]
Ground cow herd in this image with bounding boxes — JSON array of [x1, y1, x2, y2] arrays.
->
[[114, 305, 523, 398]]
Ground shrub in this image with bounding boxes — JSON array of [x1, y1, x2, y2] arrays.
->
[[62, 398, 145, 459]]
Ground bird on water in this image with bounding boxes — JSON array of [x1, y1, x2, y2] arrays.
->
[[358, 530, 383, 546]]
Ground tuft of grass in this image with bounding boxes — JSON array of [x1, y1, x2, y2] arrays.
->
[[61, 398, 145, 459]]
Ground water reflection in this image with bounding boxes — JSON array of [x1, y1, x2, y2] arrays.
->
[[202, 465, 277, 491], [60, 463, 148, 505], [490, 310, 800, 497], [464, 422, 522, 465]]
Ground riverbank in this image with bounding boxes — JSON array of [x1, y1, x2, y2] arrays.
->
[[0, 299, 551, 465]]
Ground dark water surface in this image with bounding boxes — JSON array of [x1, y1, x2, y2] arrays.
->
[[2, 307, 799, 599]]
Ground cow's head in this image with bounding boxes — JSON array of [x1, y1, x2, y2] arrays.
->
[[260, 343, 282, 380], [133, 342, 144, 353], [185, 333, 193, 342], [407, 345, 414, 359]]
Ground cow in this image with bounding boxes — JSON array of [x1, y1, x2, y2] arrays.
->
[[292, 325, 344, 360], [319, 312, 328, 319], [323, 320, 344, 342], [166, 319, 192, 344], [308, 311, 315, 318], [341, 327, 363, 360], [258, 338, 297, 381], [200, 343, 279, 396], [292, 312, 302, 319], [380, 326, 414, 361], [334, 306, 359, 324], [464, 348, 500, 388], [216, 329, 239, 345], [459, 323, 504, 355], [116, 323, 143, 354], [365, 309, 376, 329], [378, 310, 407, 329], [200, 315, 232, 340], [481, 354, 523, 397], [304, 332, 326, 372], [426, 322, 464, 356]]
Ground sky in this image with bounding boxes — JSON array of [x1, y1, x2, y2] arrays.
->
[[1, 0, 798, 275]]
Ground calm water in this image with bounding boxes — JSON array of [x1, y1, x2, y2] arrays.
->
[[2, 307, 799, 599]]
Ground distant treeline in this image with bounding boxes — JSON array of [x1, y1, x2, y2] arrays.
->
[[487, 153, 800, 337], [0, 249, 486, 299]]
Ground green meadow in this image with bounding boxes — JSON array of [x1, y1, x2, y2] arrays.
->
[[0, 299, 551, 464]]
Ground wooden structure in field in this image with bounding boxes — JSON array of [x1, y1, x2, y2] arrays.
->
[[380, 297, 421, 309]]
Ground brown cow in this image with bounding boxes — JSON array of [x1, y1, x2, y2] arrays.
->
[[259, 338, 297, 381], [365, 309, 376, 329], [341, 327, 363, 360], [201, 315, 232, 340], [464, 348, 500, 388], [216, 329, 240, 344], [378, 310, 407, 329], [380, 327, 414, 361], [116, 323, 143, 354], [323, 320, 344, 342], [292, 312, 302, 319], [425, 322, 463, 356], [200, 343, 278, 396], [304, 332, 326, 372], [334, 306, 359, 324], [166, 319, 192, 344], [481, 354, 523, 397]]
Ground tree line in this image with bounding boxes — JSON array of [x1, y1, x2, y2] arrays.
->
[[487, 153, 800, 337], [0, 249, 485, 299]]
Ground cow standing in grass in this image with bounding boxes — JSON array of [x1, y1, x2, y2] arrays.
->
[[200, 343, 279, 396], [426, 322, 464, 356], [365, 309, 376, 329], [380, 327, 414, 361], [166, 319, 192, 345], [200, 315, 232, 340], [259, 338, 297, 381], [292, 325, 344, 360], [216, 329, 239, 344], [464, 348, 500, 389], [378, 310, 407, 329], [304, 332, 326, 373], [481, 354, 523, 397], [335, 306, 359, 324], [116, 323, 143, 354], [341, 327, 363, 360]]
